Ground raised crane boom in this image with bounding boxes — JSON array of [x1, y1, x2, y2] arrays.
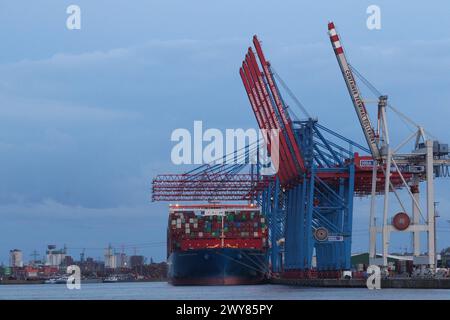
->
[[253, 36, 306, 173], [328, 22, 381, 160]]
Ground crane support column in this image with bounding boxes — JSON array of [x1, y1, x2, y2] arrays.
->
[[426, 140, 436, 268], [382, 147, 391, 267], [411, 182, 421, 257], [369, 160, 378, 261]]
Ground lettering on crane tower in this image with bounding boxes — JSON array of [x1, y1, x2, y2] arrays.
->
[[344, 69, 377, 148]]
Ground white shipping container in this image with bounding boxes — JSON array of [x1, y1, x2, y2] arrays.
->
[[177, 218, 181, 224], [171, 220, 176, 225], [254, 232, 259, 237], [193, 223, 198, 228], [261, 218, 265, 223], [189, 218, 194, 223], [199, 232, 203, 237], [185, 229, 190, 234]]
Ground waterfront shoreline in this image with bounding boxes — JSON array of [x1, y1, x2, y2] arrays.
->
[[0, 279, 167, 285], [271, 278, 450, 289]]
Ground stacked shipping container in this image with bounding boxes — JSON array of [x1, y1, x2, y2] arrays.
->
[[167, 206, 267, 254]]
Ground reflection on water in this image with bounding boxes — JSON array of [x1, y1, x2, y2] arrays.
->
[[0, 282, 449, 300]]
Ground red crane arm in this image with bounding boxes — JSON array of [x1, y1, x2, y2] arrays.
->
[[240, 66, 287, 183], [241, 60, 289, 184], [246, 49, 299, 182], [245, 53, 298, 185], [239, 68, 264, 130], [253, 35, 306, 173]]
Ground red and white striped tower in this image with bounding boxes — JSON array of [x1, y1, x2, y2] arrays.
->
[[327, 21, 381, 161]]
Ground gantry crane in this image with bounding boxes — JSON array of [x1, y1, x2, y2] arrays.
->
[[328, 21, 450, 270], [239, 36, 402, 274]]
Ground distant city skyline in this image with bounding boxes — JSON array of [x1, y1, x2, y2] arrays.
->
[[2, 244, 154, 267]]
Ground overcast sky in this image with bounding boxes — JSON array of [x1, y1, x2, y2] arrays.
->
[[0, 0, 449, 264]]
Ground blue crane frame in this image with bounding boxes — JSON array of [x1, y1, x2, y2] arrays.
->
[[262, 119, 362, 273]]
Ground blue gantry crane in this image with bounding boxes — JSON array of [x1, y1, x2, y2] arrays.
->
[[240, 34, 410, 277]]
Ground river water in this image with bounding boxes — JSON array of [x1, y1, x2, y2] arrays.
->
[[0, 282, 449, 300]]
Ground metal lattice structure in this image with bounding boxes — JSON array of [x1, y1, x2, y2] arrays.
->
[[152, 173, 270, 201]]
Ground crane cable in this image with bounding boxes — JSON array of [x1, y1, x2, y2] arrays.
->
[[350, 64, 450, 180], [349, 64, 439, 141], [270, 67, 312, 119]]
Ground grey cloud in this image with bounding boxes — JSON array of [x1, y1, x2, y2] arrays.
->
[[0, 93, 139, 123]]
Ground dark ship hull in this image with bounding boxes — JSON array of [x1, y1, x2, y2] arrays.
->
[[168, 248, 268, 285]]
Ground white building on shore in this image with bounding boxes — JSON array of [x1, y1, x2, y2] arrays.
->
[[9, 249, 23, 267]]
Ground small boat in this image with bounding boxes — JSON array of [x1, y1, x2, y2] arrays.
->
[[55, 276, 69, 284], [103, 275, 119, 283], [44, 278, 57, 284], [44, 276, 69, 284]]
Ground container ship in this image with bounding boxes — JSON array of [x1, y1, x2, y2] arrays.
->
[[167, 204, 269, 285]]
